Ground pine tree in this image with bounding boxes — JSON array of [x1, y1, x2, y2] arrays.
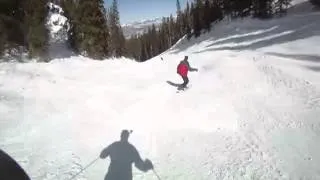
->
[[158, 27, 166, 53], [109, 0, 125, 57], [149, 24, 158, 57], [275, 0, 292, 15], [210, 0, 223, 22], [203, 0, 212, 31], [169, 15, 175, 46], [229, 0, 252, 17], [175, 0, 183, 39], [24, 0, 49, 59], [310, 0, 320, 7], [160, 17, 170, 48], [252, 0, 273, 19], [125, 34, 141, 59], [185, 2, 192, 39], [60, 0, 78, 52], [0, 0, 25, 57], [222, 0, 232, 16], [64, 0, 109, 59], [176, 0, 182, 15], [192, 0, 202, 37], [118, 26, 126, 56], [73, 0, 109, 59], [140, 38, 147, 61]]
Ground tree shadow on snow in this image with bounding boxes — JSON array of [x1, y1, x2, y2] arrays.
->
[[267, 52, 320, 62], [202, 26, 279, 49], [172, 1, 320, 54], [266, 52, 320, 73], [99, 130, 154, 180], [306, 66, 320, 72], [195, 12, 320, 53]]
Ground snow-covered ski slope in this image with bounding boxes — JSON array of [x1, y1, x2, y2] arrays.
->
[[1, 0, 320, 179]]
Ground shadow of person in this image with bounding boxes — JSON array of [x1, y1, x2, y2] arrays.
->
[[0, 149, 30, 180], [100, 130, 154, 180]]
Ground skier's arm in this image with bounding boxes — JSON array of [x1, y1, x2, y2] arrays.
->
[[132, 147, 153, 172], [132, 147, 145, 170], [100, 144, 112, 159], [189, 67, 198, 72], [186, 61, 198, 72]]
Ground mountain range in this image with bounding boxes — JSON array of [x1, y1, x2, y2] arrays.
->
[[121, 17, 162, 39]]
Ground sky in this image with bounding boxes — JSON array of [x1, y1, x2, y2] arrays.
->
[[104, 0, 189, 25]]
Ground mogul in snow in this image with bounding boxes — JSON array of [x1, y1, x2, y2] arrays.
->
[[177, 56, 198, 89], [100, 130, 154, 180]]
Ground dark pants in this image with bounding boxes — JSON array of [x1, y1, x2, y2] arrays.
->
[[181, 76, 189, 88]]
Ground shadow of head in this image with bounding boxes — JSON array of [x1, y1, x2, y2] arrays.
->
[[120, 129, 132, 142]]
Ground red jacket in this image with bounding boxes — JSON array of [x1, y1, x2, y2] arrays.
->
[[177, 63, 188, 77]]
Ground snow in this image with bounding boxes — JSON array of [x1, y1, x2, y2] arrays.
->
[[47, 14, 68, 34], [46, 2, 73, 60], [1, 1, 320, 180], [47, 2, 64, 15]]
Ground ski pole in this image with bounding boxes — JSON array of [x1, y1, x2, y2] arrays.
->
[[152, 169, 161, 180], [68, 157, 99, 180]]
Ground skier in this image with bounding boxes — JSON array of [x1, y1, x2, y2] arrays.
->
[[177, 56, 198, 90], [100, 130, 154, 180]]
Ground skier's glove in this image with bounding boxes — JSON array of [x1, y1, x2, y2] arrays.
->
[[144, 158, 154, 170]]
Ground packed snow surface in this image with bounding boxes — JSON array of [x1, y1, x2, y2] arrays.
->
[[1, 0, 320, 179]]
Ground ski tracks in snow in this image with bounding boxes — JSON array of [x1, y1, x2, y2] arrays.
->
[[222, 54, 320, 179], [208, 56, 286, 179]]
